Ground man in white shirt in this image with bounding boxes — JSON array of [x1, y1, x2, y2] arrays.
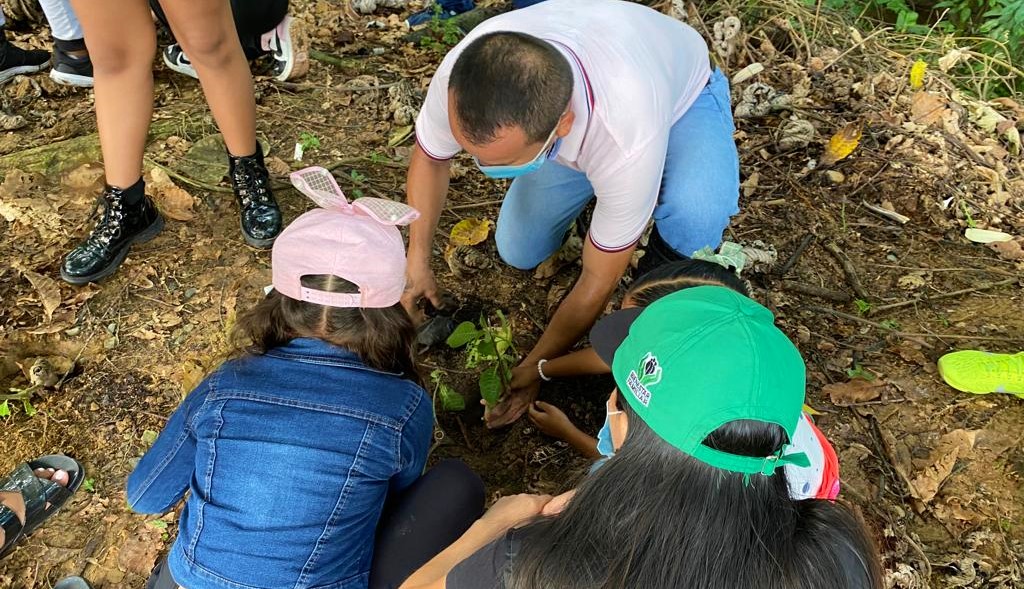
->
[[402, 0, 740, 427]]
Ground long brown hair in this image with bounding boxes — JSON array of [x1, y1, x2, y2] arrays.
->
[[624, 259, 752, 308], [232, 274, 420, 384]]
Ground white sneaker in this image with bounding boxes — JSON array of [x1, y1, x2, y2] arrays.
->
[[260, 16, 309, 82], [162, 44, 197, 79]]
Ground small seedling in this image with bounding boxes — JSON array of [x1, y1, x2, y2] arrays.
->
[[82, 478, 96, 493], [368, 151, 388, 164], [446, 311, 516, 418], [879, 319, 901, 330], [1, 385, 39, 417], [419, 4, 464, 53], [348, 169, 366, 198], [298, 132, 321, 151], [430, 369, 465, 412], [846, 364, 876, 381], [853, 299, 872, 315]]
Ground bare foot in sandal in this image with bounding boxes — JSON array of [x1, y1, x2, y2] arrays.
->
[[0, 468, 70, 546]]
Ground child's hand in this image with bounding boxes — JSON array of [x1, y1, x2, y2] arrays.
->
[[528, 401, 578, 440], [480, 493, 554, 529]]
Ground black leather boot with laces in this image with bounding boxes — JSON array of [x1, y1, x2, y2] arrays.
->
[[60, 180, 164, 285], [229, 144, 281, 248]]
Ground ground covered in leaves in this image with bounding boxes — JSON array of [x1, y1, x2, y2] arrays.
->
[[1, 1, 1022, 587]]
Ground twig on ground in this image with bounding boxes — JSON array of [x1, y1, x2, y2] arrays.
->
[[825, 242, 871, 301], [781, 280, 852, 303], [809, 305, 1022, 344], [143, 158, 232, 194], [872, 277, 1018, 313], [309, 49, 364, 70], [939, 129, 992, 169], [777, 233, 815, 277], [861, 201, 910, 225], [455, 416, 476, 452]]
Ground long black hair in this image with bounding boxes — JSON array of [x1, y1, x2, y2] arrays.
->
[[509, 402, 882, 589], [625, 259, 752, 308]]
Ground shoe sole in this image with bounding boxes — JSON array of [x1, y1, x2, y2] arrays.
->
[[241, 221, 277, 249], [274, 16, 310, 82], [59, 214, 165, 285], [938, 358, 1024, 397], [49, 69, 93, 88], [162, 51, 198, 79], [0, 61, 50, 84]]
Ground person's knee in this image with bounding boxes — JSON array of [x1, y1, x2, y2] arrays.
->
[[89, 38, 156, 77], [429, 460, 484, 511], [175, 26, 238, 69], [495, 223, 546, 270]]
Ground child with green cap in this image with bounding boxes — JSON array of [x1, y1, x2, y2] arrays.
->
[[400, 285, 882, 589]]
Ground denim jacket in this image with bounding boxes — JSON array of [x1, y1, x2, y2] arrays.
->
[[127, 338, 433, 589]]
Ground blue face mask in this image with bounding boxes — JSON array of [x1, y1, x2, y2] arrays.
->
[[474, 129, 562, 180], [595, 401, 624, 459]]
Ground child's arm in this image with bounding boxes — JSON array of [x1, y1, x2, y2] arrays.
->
[[528, 401, 601, 460], [509, 346, 610, 394], [126, 380, 209, 514]]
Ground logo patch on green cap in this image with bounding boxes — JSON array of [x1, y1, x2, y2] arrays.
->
[[626, 352, 662, 407]]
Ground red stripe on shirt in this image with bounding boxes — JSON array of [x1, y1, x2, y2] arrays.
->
[[588, 232, 639, 253], [415, 134, 455, 162]]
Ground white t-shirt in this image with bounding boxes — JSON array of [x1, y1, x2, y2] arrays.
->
[[414, 0, 711, 251]]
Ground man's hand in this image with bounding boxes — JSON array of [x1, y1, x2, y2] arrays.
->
[[485, 365, 541, 429], [401, 262, 442, 325]]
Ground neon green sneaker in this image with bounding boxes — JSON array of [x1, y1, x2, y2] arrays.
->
[[938, 351, 1024, 397]]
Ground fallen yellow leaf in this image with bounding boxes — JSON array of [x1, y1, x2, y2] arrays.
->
[[909, 59, 927, 89], [819, 122, 862, 167], [449, 218, 494, 247]]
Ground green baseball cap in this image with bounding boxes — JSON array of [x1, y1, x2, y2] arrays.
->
[[590, 285, 809, 476]]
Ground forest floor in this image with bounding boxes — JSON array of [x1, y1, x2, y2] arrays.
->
[[0, 1, 1022, 587]]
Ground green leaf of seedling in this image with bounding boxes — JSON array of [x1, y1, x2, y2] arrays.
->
[[446, 321, 481, 348], [298, 132, 320, 151], [0, 400, 9, 417], [854, 299, 872, 315], [82, 478, 96, 493], [142, 429, 159, 446], [879, 319, 901, 331], [846, 364, 876, 381], [22, 399, 36, 417], [148, 519, 168, 530], [438, 383, 465, 412], [479, 366, 502, 407]]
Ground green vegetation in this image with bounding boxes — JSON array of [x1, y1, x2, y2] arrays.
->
[[446, 311, 516, 412]]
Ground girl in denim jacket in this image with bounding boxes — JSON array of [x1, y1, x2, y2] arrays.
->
[[128, 170, 483, 589]]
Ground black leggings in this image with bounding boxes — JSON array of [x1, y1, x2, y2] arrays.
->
[[146, 460, 484, 589], [370, 459, 485, 588], [150, 0, 289, 60]]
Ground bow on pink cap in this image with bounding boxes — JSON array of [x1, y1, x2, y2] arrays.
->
[[289, 166, 420, 226]]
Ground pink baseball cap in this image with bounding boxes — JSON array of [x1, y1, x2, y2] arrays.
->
[[272, 167, 420, 308]]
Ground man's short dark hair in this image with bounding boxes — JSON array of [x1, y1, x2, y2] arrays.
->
[[449, 32, 573, 145]]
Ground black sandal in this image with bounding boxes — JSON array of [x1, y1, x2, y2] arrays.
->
[[0, 454, 85, 559]]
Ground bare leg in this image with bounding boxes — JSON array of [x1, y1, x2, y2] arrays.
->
[[67, 0, 155, 188], [159, 0, 257, 156]]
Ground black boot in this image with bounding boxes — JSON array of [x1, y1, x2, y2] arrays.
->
[[229, 143, 281, 248], [0, 27, 50, 84], [60, 180, 164, 285]]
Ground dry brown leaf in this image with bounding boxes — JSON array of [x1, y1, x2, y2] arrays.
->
[[911, 91, 947, 126], [63, 163, 105, 190], [153, 185, 196, 221], [20, 269, 62, 322], [265, 156, 292, 177], [824, 378, 885, 405], [449, 218, 493, 247], [819, 122, 862, 166], [909, 429, 977, 503], [117, 523, 164, 575]]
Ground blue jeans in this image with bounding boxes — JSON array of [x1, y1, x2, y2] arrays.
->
[[494, 68, 740, 268]]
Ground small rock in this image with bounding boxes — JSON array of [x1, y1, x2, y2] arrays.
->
[[825, 170, 845, 184]]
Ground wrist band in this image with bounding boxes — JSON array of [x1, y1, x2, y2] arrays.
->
[[537, 359, 552, 382]]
